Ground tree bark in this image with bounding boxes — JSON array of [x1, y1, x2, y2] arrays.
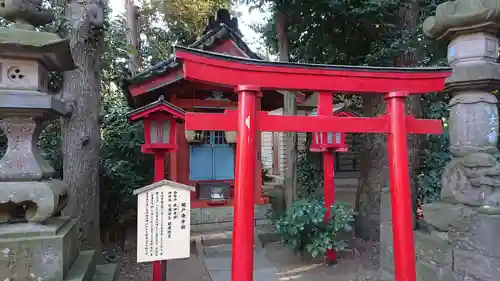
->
[[395, 0, 421, 228], [355, 95, 386, 241], [126, 0, 141, 76], [276, 10, 298, 211], [354, 0, 421, 240], [61, 0, 105, 252]]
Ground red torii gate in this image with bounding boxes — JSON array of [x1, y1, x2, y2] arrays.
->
[[175, 46, 451, 281]]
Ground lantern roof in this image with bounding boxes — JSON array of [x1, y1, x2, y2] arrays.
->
[[127, 95, 186, 122], [0, 1, 75, 71], [133, 179, 195, 195]]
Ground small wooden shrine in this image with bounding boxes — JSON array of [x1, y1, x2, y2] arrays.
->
[[122, 9, 309, 208]]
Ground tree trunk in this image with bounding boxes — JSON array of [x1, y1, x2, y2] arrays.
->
[[354, 0, 421, 240], [395, 0, 421, 228], [276, 10, 298, 211], [355, 95, 386, 241], [61, 0, 105, 252], [126, 0, 141, 76]]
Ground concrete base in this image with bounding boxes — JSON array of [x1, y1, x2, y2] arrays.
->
[[191, 204, 271, 232], [0, 217, 116, 281]]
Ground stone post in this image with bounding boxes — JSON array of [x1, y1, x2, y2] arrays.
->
[[381, 1, 500, 281], [0, 1, 116, 280]]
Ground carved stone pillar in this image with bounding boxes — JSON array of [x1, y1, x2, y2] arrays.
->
[[0, 117, 55, 181], [441, 30, 500, 211]]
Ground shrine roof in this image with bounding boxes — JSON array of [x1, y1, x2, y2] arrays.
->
[[125, 24, 259, 86], [121, 13, 267, 109]]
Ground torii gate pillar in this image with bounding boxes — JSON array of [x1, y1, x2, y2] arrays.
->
[[231, 86, 259, 281]]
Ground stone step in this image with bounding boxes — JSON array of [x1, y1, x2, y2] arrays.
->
[[203, 252, 280, 281], [203, 243, 234, 254], [64, 250, 97, 281], [200, 230, 233, 246], [203, 243, 260, 257], [92, 264, 117, 281]]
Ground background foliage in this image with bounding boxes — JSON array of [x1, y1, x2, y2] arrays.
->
[[0, 0, 456, 235], [250, 0, 452, 204]]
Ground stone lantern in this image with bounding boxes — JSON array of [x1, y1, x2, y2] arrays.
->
[[0, 1, 74, 224], [0, 1, 116, 280], [382, 1, 500, 281]]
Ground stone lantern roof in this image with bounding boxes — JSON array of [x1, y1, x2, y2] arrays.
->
[[0, 0, 75, 71]]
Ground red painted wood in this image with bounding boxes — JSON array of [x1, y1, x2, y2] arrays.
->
[[175, 49, 450, 93], [210, 40, 307, 103], [385, 92, 417, 281], [255, 97, 262, 202], [128, 104, 185, 122], [129, 104, 184, 152], [212, 40, 249, 57], [185, 111, 443, 135], [153, 151, 166, 281], [310, 107, 357, 152], [176, 123, 190, 185], [324, 150, 337, 262], [317, 92, 337, 262], [231, 87, 258, 281], [174, 98, 238, 109], [167, 48, 450, 281]]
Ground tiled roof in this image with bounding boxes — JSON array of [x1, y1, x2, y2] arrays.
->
[[121, 22, 260, 107]]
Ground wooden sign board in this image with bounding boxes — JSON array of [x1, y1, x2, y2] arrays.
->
[[133, 179, 195, 263]]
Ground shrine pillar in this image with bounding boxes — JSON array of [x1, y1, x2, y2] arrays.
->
[[231, 86, 258, 281], [383, 2, 500, 281], [255, 95, 263, 201]]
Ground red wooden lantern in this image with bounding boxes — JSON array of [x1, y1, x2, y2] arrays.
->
[[127, 96, 186, 153], [310, 109, 358, 152]]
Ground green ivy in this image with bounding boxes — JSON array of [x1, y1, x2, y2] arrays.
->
[[269, 198, 355, 258], [418, 93, 451, 202]]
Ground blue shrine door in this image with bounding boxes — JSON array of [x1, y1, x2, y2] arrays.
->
[[189, 131, 235, 180]]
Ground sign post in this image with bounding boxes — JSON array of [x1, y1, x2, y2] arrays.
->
[[133, 180, 195, 279], [127, 95, 186, 281]]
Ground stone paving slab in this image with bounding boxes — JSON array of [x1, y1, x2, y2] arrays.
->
[[204, 254, 275, 270], [202, 247, 279, 281], [207, 268, 279, 281]]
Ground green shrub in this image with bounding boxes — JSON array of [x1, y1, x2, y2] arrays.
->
[[269, 198, 355, 258], [297, 149, 323, 198]]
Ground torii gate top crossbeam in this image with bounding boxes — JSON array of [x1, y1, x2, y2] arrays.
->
[[174, 46, 451, 94]]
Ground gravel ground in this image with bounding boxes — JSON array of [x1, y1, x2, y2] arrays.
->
[[103, 229, 211, 281], [104, 228, 380, 281]]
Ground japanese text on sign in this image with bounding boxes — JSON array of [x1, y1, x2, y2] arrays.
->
[[135, 181, 193, 263]]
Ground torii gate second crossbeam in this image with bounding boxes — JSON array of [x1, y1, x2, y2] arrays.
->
[[174, 46, 451, 281]]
